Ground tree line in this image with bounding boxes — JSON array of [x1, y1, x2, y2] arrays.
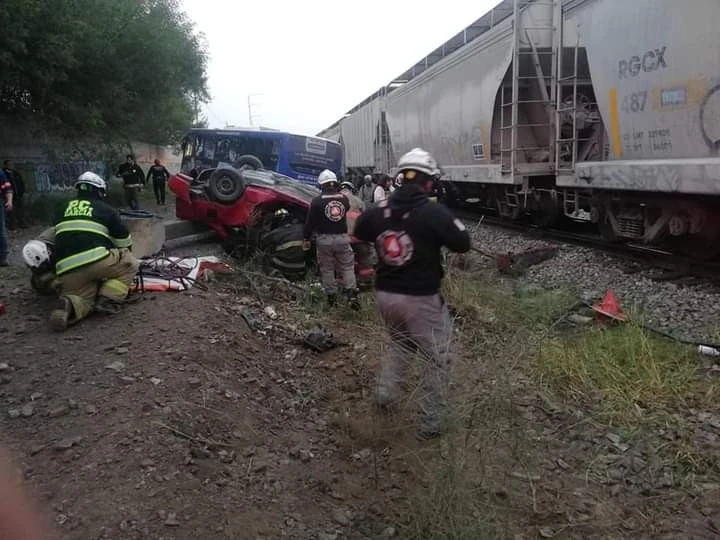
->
[[0, 0, 209, 145]]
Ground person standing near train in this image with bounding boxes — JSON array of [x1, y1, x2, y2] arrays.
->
[[354, 148, 471, 440]]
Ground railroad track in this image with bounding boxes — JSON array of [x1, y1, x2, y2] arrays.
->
[[453, 207, 720, 281]]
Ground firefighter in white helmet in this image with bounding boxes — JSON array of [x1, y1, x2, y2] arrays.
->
[[354, 148, 471, 440], [303, 169, 359, 309], [49, 171, 140, 331]]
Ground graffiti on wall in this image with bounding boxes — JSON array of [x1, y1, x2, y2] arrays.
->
[[24, 161, 107, 193]]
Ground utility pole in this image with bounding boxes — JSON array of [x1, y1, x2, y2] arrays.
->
[[247, 93, 262, 126], [192, 93, 200, 126]]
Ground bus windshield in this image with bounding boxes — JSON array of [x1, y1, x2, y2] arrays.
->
[[180, 128, 342, 186]]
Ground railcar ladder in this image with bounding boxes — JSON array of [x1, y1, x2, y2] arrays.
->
[[500, 0, 561, 178], [555, 31, 581, 175]]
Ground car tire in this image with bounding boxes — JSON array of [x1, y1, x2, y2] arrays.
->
[[261, 223, 309, 281], [207, 168, 246, 204], [234, 154, 264, 171]]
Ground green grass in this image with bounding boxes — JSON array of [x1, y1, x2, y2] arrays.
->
[[536, 320, 714, 425], [224, 252, 720, 538]]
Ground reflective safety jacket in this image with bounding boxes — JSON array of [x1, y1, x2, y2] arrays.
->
[[53, 196, 133, 276]]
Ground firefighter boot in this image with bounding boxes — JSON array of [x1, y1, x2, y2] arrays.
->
[[49, 296, 74, 332], [94, 296, 122, 315], [346, 288, 360, 311], [326, 293, 337, 307]]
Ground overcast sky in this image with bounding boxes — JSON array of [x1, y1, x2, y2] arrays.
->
[[181, 0, 497, 136]]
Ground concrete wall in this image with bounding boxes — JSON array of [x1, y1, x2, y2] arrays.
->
[[0, 140, 181, 194]]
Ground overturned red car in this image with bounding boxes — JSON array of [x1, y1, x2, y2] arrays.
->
[[168, 166, 375, 284]]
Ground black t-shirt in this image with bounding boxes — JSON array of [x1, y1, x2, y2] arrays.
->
[[303, 193, 350, 239], [354, 185, 471, 295]]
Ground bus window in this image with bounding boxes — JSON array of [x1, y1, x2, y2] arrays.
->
[[180, 136, 196, 172], [214, 135, 280, 170], [196, 134, 216, 163]]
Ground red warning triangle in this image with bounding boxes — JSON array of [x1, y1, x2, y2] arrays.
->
[[591, 290, 627, 321]]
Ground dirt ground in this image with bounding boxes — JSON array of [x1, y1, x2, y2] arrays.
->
[[1, 204, 720, 539]]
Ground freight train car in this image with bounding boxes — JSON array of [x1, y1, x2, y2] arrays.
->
[[318, 0, 720, 257]]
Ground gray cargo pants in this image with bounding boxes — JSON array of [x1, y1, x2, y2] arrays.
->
[[316, 233, 357, 294], [375, 290, 454, 434]]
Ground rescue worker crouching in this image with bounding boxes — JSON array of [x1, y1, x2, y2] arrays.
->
[[49, 172, 140, 332], [303, 169, 360, 310], [353, 148, 471, 440]]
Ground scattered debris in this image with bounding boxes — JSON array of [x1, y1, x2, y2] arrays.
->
[[55, 436, 83, 451], [105, 361, 126, 372], [332, 508, 351, 526], [49, 405, 70, 418], [164, 512, 181, 527], [303, 325, 341, 353], [21, 403, 35, 417], [264, 305, 278, 320], [495, 246, 559, 276]]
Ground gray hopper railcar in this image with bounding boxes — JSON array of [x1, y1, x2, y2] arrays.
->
[[318, 0, 720, 257]]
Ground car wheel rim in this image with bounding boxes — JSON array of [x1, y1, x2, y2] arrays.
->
[[217, 176, 234, 195]]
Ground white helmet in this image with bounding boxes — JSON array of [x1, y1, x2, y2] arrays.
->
[[363, 174, 372, 182], [22, 240, 51, 269], [318, 169, 338, 186], [75, 171, 107, 191], [396, 148, 441, 178], [340, 181, 354, 191]]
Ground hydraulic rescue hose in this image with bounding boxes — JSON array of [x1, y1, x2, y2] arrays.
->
[[136, 254, 209, 293]]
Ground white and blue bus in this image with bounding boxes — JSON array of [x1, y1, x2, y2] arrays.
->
[[180, 127, 343, 187]]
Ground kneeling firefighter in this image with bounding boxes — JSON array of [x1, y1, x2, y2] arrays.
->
[[49, 172, 140, 331], [303, 169, 359, 309], [354, 148, 471, 440]]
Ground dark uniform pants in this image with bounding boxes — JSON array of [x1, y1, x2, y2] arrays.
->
[[315, 233, 356, 294], [6, 194, 25, 229], [124, 185, 140, 210], [375, 291, 454, 434], [153, 179, 166, 205], [59, 248, 139, 321]]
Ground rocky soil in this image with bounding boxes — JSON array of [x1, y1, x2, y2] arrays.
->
[[0, 206, 718, 539], [477, 225, 720, 343]]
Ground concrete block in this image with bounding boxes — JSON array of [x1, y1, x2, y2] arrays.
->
[[121, 213, 166, 258], [163, 219, 211, 241]]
